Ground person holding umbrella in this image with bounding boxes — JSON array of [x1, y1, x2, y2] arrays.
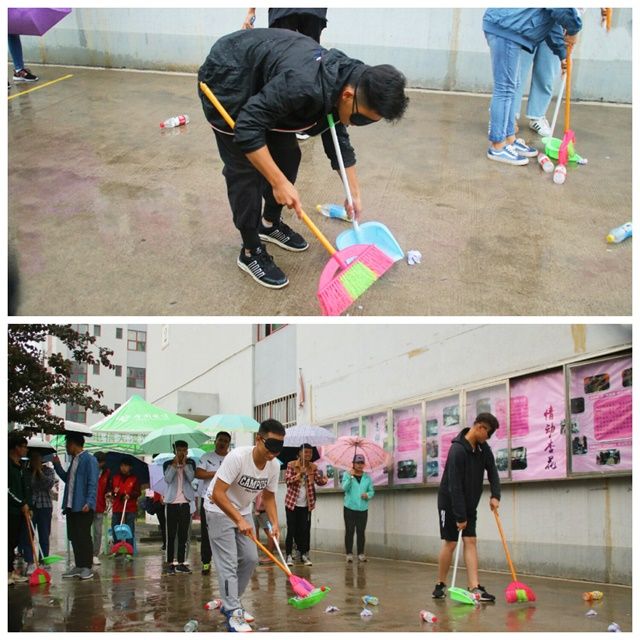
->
[[342, 453, 375, 562], [284, 443, 327, 566]]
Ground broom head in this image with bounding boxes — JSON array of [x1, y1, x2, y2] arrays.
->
[[289, 574, 313, 598], [111, 540, 134, 556], [505, 580, 536, 603], [29, 567, 51, 586], [317, 244, 394, 315], [558, 129, 576, 166], [288, 586, 330, 609]]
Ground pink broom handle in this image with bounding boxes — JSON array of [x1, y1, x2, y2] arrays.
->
[[493, 509, 518, 582], [199, 81, 349, 270]]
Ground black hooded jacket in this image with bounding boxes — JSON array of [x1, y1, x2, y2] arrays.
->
[[438, 428, 501, 523], [198, 28, 367, 170]]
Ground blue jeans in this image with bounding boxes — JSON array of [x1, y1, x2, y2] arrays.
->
[[514, 40, 560, 120], [112, 511, 136, 547], [8, 34, 24, 71], [19, 508, 53, 563], [485, 32, 522, 143]]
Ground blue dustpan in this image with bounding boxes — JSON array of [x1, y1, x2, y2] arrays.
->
[[327, 114, 404, 262]]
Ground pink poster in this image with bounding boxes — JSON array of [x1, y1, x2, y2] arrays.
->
[[509, 369, 567, 480], [363, 412, 390, 486], [393, 404, 423, 485], [466, 385, 510, 480], [569, 356, 632, 474], [316, 424, 336, 490], [426, 394, 460, 484]]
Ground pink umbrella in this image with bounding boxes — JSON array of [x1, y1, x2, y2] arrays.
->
[[322, 436, 391, 472], [8, 8, 72, 36]]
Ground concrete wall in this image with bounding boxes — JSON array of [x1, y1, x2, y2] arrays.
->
[[17, 8, 632, 102], [254, 326, 297, 406]]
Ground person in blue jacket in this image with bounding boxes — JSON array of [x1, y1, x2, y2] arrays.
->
[[483, 8, 582, 166], [52, 433, 99, 580], [341, 453, 374, 562]]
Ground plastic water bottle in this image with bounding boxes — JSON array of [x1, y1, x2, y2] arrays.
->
[[160, 114, 189, 129], [317, 203, 350, 221], [582, 590, 604, 601], [183, 619, 198, 632], [204, 599, 222, 610], [537, 153, 554, 173], [420, 610, 438, 623], [362, 595, 379, 606], [608, 623, 621, 632], [606, 222, 632, 244], [553, 164, 567, 184]]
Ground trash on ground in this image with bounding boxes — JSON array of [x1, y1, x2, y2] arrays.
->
[[407, 250, 422, 265], [160, 114, 189, 129], [420, 610, 438, 623], [608, 623, 621, 632], [585, 609, 598, 617], [360, 608, 373, 617], [204, 599, 222, 610], [362, 595, 379, 606], [325, 605, 340, 613], [317, 203, 350, 221], [582, 590, 604, 601]]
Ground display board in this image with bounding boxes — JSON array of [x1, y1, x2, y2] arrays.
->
[[316, 423, 336, 489], [363, 411, 390, 487], [392, 404, 423, 485], [425, 394, 460, 483]]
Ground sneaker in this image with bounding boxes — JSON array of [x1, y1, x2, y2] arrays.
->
[[357, 554, 367, 562], [432, 582, 446, 599], [26, 563, 37, 576], [225, 608, 253, 632], [511, 138, 539, 158], [93, 555, 101, 566], [176, 563, 192, 574], [221, 606, 255, 623], [201, 563, 211, 575], [62, 567, 82, 579], [258, 220, 309, 252], [295, 132, 310, 140], [165, 564, 176, 575], [487, 145, 529, 166], [11, 572, 29, 584], [345, 554, 353, 563], [78, 567, 94, 580], [301, 554, 313, 566], [13, 68, 39, 83], [469, 585, 496, 602], [528, 117, 552, 137], [237, 245, 289, 289], [286, 554, 294, 566]]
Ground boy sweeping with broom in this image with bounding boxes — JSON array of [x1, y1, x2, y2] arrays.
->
[[433, 413, 501, 603]]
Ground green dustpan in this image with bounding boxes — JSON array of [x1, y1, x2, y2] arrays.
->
[[541, 136, 583, 164], [288, 586, 331, 609], [41, 554, 65, 565], [448, 529, 479, 606]]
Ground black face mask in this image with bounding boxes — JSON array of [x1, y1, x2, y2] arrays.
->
[[263, 437, 284, 454], [350, 83, 377, 127]]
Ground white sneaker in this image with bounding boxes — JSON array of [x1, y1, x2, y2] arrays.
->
[[243, 610, 255, 623], [301, 554, 313, 566], [226, 608, 252, 632], [11, 572, 28, 583], [93, 555, 101, 566], [358, 554, 367, 562], [346, 554, 353, 563], [286, 555, 294, 566], [528, 117, 552, 137]]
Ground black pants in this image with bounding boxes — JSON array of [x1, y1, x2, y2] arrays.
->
[[213, 129, 301, 250], [156, 505, 166, 547], [200, 502, 212, 564], [285, 507, 311, 556], [67, 510, 94, 569], [166, 503, 191, 564], [344, 507, 368, 555], [9, 512, 22, 572], [270, 14, 325, 43]]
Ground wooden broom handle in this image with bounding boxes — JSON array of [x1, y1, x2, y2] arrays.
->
[[493, 509, 518, 583], [247, 532, 291, 576], [24, 511, 39, 564], [564, 43, 573, 133]]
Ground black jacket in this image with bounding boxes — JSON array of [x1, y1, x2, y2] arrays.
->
[[438, 428, 501, 523], [198, 28, 365, 170]]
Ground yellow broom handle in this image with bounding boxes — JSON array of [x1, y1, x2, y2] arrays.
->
[[199, 80, 339, 260], [493, 509, 518, 582], [564, 44, 573, 133]]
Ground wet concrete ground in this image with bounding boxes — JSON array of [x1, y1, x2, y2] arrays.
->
[[8, 522, 632, 633], [8, 65, 631, 316]]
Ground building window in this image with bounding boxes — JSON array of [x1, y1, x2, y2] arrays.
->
[[257, 324, 288, 341], [127, 330, 147, 352], [66, 404, 86, 423], [254, 393, 297, 427], [70, 361, 87, 385], [116, 327, 123, 339], [71, 324, 89, 335], [93, 325, 101, 337], [114, 403, 121, 410], [115, 365, 122, 377], [127, 367, 146, 389], [93, 363, 100, 375]]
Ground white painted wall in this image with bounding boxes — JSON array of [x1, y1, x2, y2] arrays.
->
[[254, 325, 297, 406]]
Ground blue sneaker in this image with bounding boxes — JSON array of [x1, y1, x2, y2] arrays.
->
[[223, 608, 252, 632], [511, 138, 539, 158], [487, 144, 528, 166]]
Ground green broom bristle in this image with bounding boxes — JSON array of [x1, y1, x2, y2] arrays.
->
[[339, 261, 378, 298], [516, 589, 528, 602]]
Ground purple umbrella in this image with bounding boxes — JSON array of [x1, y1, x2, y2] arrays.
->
[[8, 8, 72, 36]]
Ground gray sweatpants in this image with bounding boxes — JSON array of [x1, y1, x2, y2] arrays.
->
[[206, 511, 258, 612], [92, 512, 104, 556]]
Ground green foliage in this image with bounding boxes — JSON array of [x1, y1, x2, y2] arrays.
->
[[8, 324, 115, 433]]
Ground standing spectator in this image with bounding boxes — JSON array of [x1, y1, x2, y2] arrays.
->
[[8, 432, 30, 585], [92, 452, 111, 565], [7, 35, 39, 86], [342, 454, 374, 562], [483, 8, 582, 165], [152, 491, 167, 550], [284, 444, 327, 566], [205, 419, 284, 632], [163, 441, 196, 575], [432, 413, 501, 603], [108, 457, 140, 551], [194, 431, 231, 575], [52, 433, 99, 580], [23, 450, 55, 575], [242, 8, 328, 43]]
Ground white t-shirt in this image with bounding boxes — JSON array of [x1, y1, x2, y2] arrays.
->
[[204, 446, 280, 517], [196, 451, 226, 498]]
